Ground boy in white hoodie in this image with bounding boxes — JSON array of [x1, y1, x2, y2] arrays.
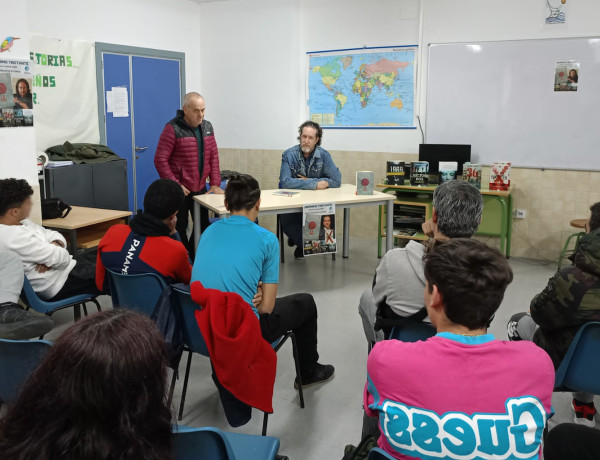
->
[[0, 178, 99, 300]]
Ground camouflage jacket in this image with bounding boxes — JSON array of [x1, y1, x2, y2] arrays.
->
[[531, 229, 600, 368]]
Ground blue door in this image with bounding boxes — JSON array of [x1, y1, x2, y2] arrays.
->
[[102, 53, 182, 212]]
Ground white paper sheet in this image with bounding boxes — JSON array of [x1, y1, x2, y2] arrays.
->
[[111, 86, 129, 117], [106, 90, 114, 113]]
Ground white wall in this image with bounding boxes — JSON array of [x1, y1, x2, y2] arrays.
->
[[27, 0, 202, 93], [199, 0, 422, 153], [0, 0, 38, 184], [200, 0, 600, 156]]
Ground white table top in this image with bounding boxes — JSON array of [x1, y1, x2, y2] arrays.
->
[[193, 184, 393, 215]]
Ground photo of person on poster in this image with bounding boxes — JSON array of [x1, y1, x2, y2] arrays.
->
[[13, 78, 33, 110], [319, 214, 335, 247], [567, 68, 578, 83]]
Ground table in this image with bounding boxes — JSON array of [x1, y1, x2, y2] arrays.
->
[[42, 206, 132, 254], [377, 184, 513, 258], [192, 184, 395, 258]]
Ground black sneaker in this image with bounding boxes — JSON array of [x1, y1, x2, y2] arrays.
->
[[295, 363, 334, 389], [294, 246, 304, 259], [0, 302, 54, 340]]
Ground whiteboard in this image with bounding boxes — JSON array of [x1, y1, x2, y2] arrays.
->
[[425, 38, 600, 170]]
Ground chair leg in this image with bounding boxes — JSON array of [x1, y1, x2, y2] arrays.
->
[[73, 304, 81, 321], [167, 368, 178, 408], [262, 412, 269, 436], [277, 215, 285, 264], [290, 332, 305, 409], [82, 303, 88, 316], [90, 298, 102, 312], [178, 350, 194, 421]]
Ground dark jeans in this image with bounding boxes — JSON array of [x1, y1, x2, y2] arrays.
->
[[259, 293, 319, 376], [280, 212, 303, 247], [545, 423, 600, 460], [51, 251, 100, 301], [177, 189, 209, 259]]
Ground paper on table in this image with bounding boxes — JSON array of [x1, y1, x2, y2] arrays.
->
[[112, 86, 129, 117], [106, 90, 114, 113]]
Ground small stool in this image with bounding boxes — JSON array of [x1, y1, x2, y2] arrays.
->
[[558, 219, 587, 269]]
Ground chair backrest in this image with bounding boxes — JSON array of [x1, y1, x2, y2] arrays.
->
[[21, 276, 51, 314], [389, 321, 436, 343], [106, 270, 167, 316], [367, 447, 396, 460], [172, 426, 235, 460], [554, 322, 600, 394], [0, 338, 52, 404], [172, 286, 210, 356]]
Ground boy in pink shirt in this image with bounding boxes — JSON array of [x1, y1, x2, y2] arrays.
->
[[364, 239, 555, 460]]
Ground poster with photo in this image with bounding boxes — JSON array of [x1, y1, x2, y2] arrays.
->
[[302, 202, 336, 257], [554, 60, 579, 92], [0, 58, 33, 127]]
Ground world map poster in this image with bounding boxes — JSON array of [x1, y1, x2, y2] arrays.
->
[[307, 46, 417, 128]]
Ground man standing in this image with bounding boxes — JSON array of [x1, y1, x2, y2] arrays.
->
[[154, 92, 222, 258], [279, 121, 341, 258]]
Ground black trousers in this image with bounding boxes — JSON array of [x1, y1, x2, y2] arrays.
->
[[259, 293, 319, 376], [176, 189, 209, 259], [51, 251, 100, 301], [545, 423, 600, 460]]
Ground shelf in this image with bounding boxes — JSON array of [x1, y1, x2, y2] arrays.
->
[[382, 232, 428, 241]]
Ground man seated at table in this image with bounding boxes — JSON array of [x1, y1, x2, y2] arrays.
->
[[507, 202, 600, 427], [279, 120, 341, 258], [358, 180, 484, 346], [0, 178, 99, 301], [364, 238, 555, 460], [192, 174, 335, 388], [96, 179, 192, 291]]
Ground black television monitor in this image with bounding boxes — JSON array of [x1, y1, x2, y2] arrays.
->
[[418, 144, 472, 175]]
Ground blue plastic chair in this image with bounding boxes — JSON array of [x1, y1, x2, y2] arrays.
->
[[0, 338, 52, 406], [367, 447, 395, 460], [106, 270, 167, 316], [173, 425, 280, 460], [172, 286, 304, 435], [21, 276, 100, 323], [389, 321, 436, 342], [554, 322, 600, 394]]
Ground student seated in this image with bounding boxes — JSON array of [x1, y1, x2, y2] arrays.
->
[[0, 309, 172, 459], [364, 239, 554, 460], [96, 178, 192, 291], [192, 174, 334, 388], [358, 180, 484, 346], [507, 202, 600, 427], [0, 178, 99, 301], [0, 250, 54, 339]]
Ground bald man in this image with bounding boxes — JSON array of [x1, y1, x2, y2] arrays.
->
[[155, 92, 222, 258]]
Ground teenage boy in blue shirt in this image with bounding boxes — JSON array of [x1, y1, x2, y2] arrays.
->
[[192, 174, 334, 388]]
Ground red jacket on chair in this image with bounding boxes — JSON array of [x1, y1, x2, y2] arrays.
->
[[154, 110, 221, 192], [191, 281, 276, 413]]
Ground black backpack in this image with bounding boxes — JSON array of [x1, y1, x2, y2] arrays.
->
[[41, 198, 72, 219]]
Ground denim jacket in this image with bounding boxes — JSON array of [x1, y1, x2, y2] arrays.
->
[[279, 145, 342, 190]]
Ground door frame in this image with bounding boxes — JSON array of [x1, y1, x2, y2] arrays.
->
[[94, 42, 186, 145]]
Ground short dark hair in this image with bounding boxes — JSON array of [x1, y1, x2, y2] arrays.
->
[[590, 202, 600, 232], [423, 238, 513, 330], [0, 178, 33, 216], [432, 180, 483, 238], [143, 179, 184, 219], [0, 309, 172, 460], [225, 174, 261, 211], [297, 120, 323, 146]]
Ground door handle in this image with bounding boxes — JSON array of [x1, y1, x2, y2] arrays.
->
[[135, 146, 149, 152]]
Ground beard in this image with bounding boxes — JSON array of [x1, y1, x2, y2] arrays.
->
[[301, 145, 312, 154]]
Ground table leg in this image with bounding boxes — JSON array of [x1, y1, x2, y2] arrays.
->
[[193, 200, 201, 249], [386, 199, 394, 252], [343, 208, 350, 258], [69, 230, 77, 256], [505, 195, 513, 259]]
